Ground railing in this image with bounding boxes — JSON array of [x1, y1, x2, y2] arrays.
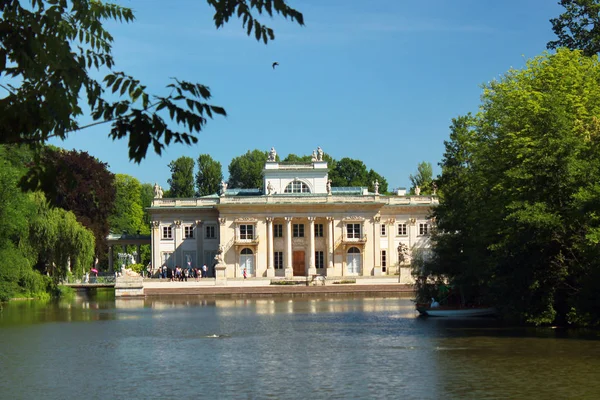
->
[[151, 195, 439, 207], [234, 236, 260, 245], [341, 234, 368, 244], [386, 196, 438, 205], [152, 198, 218, 207], [62, 274, 116, 285]]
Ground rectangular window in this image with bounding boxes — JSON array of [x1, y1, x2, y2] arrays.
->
[[381, 224, 387, 237], [205, 225, 216, 239], [184, 225, 194, 239], [315, 251, 324, 269], [315, 224, 324, 237], [397, 223, 407, 236], [419, 223, 429, 236], [293, 224, 304, 238], [239, 224, 254, 240], [346, 223, 361, 239], [274, 251, 283, 269], [381, 250, 387, 272], [162, 226, 172, 240], [274, 224, 283, 238]]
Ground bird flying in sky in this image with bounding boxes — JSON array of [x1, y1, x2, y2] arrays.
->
[[272, 62, 279, 69]]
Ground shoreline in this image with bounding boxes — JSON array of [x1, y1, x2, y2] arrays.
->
[[143, 283, 415, 297]]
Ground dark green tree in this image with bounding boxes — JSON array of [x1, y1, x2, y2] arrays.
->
[[196, 154, 223, 196], [330, 158, 369, 187], [168, 156, 195, 197], [0, 1, 303, 163], [24, 148, 116, 265], [427, 49, 600, 326], [283, 154, 312, 162], [228, 149, 268, 188], [367, 169, 389, 194], [548, 0, 600, 56]]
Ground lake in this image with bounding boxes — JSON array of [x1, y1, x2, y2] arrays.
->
[[1, 290, 599, 399]]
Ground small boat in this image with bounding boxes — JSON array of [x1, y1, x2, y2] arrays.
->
[[416, 304, 496, 317]]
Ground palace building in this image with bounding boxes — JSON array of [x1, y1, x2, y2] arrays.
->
[[149, 148, 437, 281]]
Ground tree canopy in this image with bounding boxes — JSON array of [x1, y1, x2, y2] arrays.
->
[[408, 161, 434, 194], [426, 49, 600, 326], [196, 154, 223, 196], [168, 156, 195, 198], [0, 145, 95, 300], [25, 148, 116, 262], [227, 149, 269, 189], [330, 157, 389, 194], [0, 0, 303, 162], [109, 174, 146, 234], [548, 0, 600, 56]]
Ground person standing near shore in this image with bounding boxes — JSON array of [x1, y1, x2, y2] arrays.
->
[[202, 264, 207, 278]]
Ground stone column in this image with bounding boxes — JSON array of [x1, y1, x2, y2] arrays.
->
[[373, 216, 382, 276], [308, 217, 316, 276], [387, 218, 396, 274], [409, 218, 416, 248], [266, 217, 275, 277], [174, 220, 182, 267], [151, 221, 160, 274], [326, 216, 335, 276], [284, 217, 293, 278], [195, 220, 203, 270]]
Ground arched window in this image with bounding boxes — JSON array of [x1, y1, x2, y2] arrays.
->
[[241, 248, 253, 255], [284, 180, 311, 193]]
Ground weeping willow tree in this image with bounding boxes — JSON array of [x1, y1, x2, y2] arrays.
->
[[0, 145, 96, 300], [28, 193, 96, 282]]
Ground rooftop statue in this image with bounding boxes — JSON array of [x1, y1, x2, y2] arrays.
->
[[317, 146, 324, 161], [311, 150, 317, 162], [153, 183, 163, 199], [415, 185, 421, 195], [326, 179, 332, 195], [373, 179, 379, 195], [220, 180, 228, 196], [268, 147, 277, 162]]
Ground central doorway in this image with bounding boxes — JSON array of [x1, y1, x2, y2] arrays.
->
[[240, 248, 255, 277], [346, 247, 361, 275], [293, 251, 305, 276]]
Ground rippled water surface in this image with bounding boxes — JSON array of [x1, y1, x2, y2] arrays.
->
[[1, 291, 599, 400]]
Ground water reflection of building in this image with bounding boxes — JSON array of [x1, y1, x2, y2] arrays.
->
[[149, 149, 437, 280]]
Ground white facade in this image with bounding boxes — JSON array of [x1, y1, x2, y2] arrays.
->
[[149, 158, 436, 279]]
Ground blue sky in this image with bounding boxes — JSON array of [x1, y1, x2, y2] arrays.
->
[[50, 0, 564, 190]]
